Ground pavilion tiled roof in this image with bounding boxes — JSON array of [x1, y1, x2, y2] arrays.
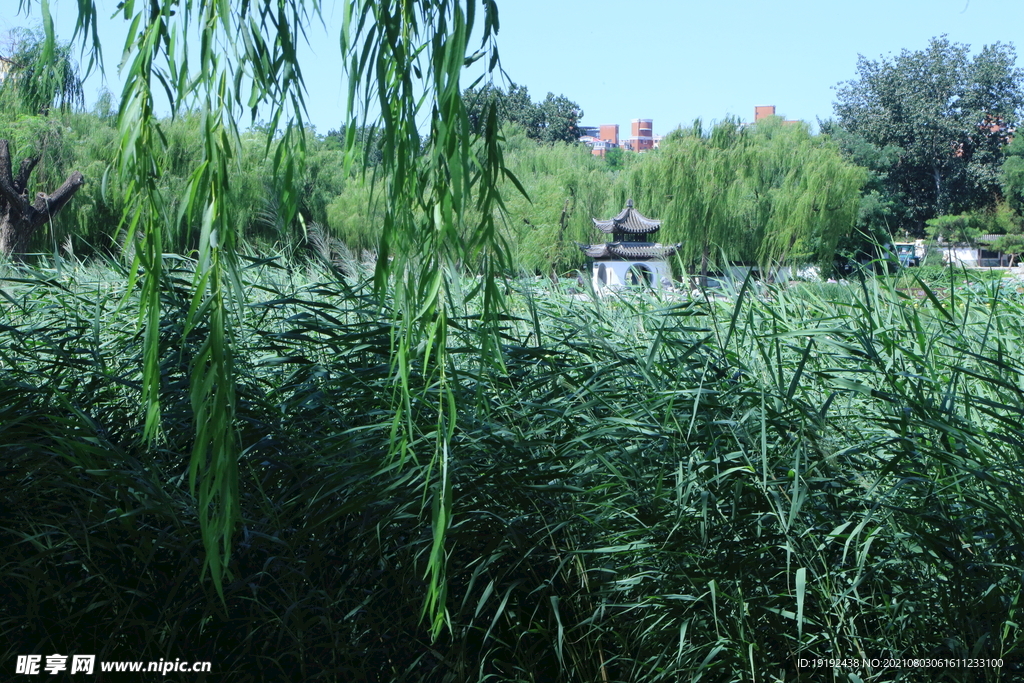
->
[[592, 199, 662, 234], [578, 242, 681, 260]]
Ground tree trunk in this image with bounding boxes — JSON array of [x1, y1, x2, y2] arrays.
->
[[0, 139, 84, 261], [700, 242, 709, 289], [552, 198, 570, 282]]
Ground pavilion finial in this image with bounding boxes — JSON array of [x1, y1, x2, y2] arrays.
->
[[626, 198, 633, 208]]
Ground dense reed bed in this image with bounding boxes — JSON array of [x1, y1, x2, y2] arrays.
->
[[2, 258, 1022, 682]]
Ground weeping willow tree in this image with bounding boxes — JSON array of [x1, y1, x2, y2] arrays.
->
[[0, 27, 84, 115], [21, 0, 511, 634], [492, 125, 621, 275], [626, 117, 866, 282], [0, 28, 87, 259], [736, 117, 867, 273], [340, 1, 513, 634], [627, 120, 745, 285]]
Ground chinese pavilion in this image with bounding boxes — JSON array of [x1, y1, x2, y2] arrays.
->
[[579, 199, 680, 290]]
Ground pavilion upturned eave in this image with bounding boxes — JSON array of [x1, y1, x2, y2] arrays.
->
[[578, 242, 681, 260], [591, 198, 662, 234]]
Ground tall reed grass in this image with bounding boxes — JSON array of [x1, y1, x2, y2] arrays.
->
[[2, 258, 1022, 681]]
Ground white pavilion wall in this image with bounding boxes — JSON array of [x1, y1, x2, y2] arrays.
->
[[591, 260, 673, 291]]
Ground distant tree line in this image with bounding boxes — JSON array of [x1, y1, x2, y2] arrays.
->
[[824, 35, 1024, 259], [463, 83, 583, 145], [8, 27, 1024, 274]]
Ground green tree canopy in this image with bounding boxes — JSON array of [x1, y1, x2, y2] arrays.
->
[[832, 36, 1024, 233], [925, 212, 982, 244], [626, 118, 865, 279], [0, 27, 84, 115], [464, 83, 582, 144], [1002, 134, 1024, 215], [536, 91, 583, 144]]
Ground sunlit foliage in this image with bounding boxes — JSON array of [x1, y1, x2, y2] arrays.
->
[[8, 0, 512, 624], [0, 27, 84, 115], [4, 262, 1023, 679], [832, 36, 1024, 233], [627, 118, 866, 279]]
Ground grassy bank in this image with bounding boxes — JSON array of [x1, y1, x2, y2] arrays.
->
[[2, 258, 1022, 681]]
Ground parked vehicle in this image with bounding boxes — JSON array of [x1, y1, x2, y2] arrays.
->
[[891, 242, 921, 267]]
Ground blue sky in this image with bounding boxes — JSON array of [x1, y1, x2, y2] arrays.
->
[[5, 0, 1024, 136]]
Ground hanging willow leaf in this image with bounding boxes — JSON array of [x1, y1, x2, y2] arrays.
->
[[45, 0, 512, 622], [340, 0, 512, 636]]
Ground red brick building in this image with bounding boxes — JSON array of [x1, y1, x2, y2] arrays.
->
[[754, 105, 799, 126], [582, 120, 663, 156], [599, 124, 619, 146], [580, 124, 620, 157], [623, 119, 656, 152]]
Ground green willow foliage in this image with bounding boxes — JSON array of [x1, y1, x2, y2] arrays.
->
[[338, 0, 513, 634], [0, 108, 350, 256], [325, 174, 384, 255], [1003, 134, 1024, 216], [0, 27, 84, 115], [325, 125, 633, 276], [627, 118, 866, 277], [20, 0, 511, 629], [486, 126, 621, 275]]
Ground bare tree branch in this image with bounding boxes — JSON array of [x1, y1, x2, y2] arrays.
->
[[2, 136, 85, 258], [15, 157, 39, 194], [0, 139, 13, 188], [0, 141, 32, 218], [30, 171, 84, 220]]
